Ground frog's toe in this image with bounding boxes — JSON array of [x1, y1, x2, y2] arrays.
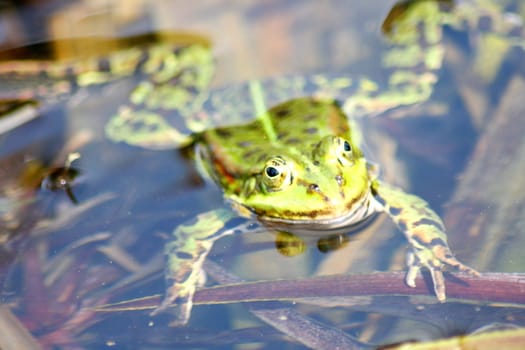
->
[[404, 251, 419, 288], [432, 245, 480, 278], [405, 267, 418, 288], [461, 264, 481, 276], [428, 267, 446, 302], [442, 255, 480, 277]]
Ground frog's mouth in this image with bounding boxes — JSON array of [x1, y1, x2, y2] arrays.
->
[[257, 191, 379, 236]]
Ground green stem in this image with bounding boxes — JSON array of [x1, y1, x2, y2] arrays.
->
[[249, 80, 277, 142]]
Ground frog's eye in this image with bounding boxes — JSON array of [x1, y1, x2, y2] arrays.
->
[[343, 140, 352, 152], [266, 166, 280, 178], [313, 136, 355, 167], [334, 137, 354, 165], [262, 157, 292, 192]]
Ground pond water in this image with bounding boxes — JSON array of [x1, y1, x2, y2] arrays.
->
[[0, 1, 524, 349]]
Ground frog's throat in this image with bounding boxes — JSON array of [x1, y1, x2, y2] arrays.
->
[[256, 190, 378, 236]]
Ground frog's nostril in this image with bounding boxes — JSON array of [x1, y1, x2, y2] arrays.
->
[[308, 183, 320, 193]]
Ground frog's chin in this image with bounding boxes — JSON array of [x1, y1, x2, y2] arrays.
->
[[259, 192, 379, 236]]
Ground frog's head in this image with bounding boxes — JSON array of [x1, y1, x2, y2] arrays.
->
[[232, 135, 372, 232]]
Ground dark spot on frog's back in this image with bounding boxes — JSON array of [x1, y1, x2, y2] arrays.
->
[[243, 149, 262, 159], [215, 129, 232, 138], [275, 108, 291, 118], [285, 137, 301, 145], [303, 114, 316, 121], [303, 127, 318, 134], [237, 141, 252, 147], [277, 132, 289, 140], [246, 123, 260, 131], [308, 99, 321, 107]]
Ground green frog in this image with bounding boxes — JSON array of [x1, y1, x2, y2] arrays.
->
[[2, 0, 523, 326]]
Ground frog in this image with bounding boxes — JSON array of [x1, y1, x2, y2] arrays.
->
[[1, 0, 523, 326], [106, 0, 525, 325]]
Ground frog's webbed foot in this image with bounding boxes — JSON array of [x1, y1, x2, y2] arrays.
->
[[151, 278, 197, 326], [151, 209, 242, 326], [405, 244, 480, 302], [371, 180, 479, 301], [150, 232, 214, 326]]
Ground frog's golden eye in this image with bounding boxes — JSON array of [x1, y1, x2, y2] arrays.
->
[[262, 157, 292, 192]]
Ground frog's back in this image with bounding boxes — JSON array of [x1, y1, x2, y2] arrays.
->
[[201, 97, 354, 178]]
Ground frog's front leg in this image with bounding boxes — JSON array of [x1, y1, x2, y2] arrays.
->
[[371, 180, 479, 301], [151, 208, 257, 326]]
